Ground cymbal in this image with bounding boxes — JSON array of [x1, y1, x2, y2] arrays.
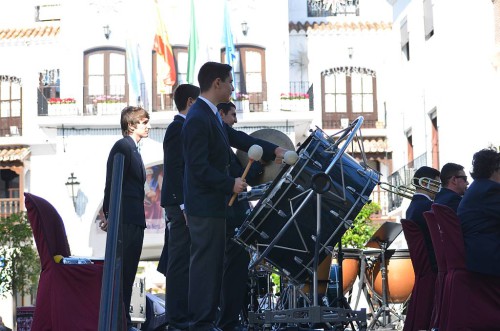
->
[[236, 128, 295, 185]]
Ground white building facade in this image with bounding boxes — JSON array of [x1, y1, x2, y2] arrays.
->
[[385, 0, 500, 217]]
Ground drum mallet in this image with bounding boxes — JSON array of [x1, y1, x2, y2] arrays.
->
[[228, 144, 263, 206], [283, 150, 299, 165]]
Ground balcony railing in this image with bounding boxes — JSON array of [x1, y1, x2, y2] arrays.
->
[[0, 198, 21, 217], [386, 152, 427, 211], [37, 81, 318, 116], [281, 81, 313, 111]]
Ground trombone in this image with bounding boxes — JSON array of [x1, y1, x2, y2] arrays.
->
[[379, 177, 441, 200]]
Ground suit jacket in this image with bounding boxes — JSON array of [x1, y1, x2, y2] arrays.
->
[[406, 193, 437, 271], [161, 114, 185, 208], [434, 187, 462, 212], [103, 135, 146, 228], [182, 99, 276, 218], [458, 178, 500, 276]]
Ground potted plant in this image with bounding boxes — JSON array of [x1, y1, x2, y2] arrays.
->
[[47, 97, 76, 115], [233, 92, 249, 112], [280, 92, 309, 111]]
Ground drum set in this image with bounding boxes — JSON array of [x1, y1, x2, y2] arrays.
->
[[231, 117, 413, 330]]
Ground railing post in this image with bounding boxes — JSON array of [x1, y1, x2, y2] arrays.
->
[[98, 153, 125, 331]]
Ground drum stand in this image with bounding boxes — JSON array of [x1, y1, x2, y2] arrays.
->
[[246, 173, 367, 331]]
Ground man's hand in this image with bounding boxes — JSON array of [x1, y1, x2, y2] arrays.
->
[[99, 219, 108, 232], [274, 147, 288, 163], [233, 177, 248, 193]]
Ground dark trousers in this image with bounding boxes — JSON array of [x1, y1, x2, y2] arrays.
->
[[187, 215, 226, 331], [217, 218, 250, 331], [122, 223, 144, 327], [166, 206, 191, 330]]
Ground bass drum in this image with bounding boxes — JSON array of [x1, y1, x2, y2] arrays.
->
[[234, 128, 380, 285], [364, 248, 414, 304]]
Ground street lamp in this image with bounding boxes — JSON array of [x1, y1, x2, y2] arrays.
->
[[65, 173, 80, 211]]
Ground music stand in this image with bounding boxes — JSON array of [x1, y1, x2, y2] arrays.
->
[[364, 222, 402, 329], [365, 221, 402, 250]]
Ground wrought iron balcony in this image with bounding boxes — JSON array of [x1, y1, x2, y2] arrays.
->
[[386, 153, 427, 211]]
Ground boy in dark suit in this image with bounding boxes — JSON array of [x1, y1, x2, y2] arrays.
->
[[216, 102, 274, 331], [182, 62, 286, 331], [159, 84, 200, 331], [101, 106, 150, 331]]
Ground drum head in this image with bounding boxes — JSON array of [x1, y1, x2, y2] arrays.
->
[[236, 129, 295, 184]]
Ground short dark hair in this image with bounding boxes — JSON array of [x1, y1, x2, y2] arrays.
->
[[470, 148, 500, 180], [173, 84, 200, 111], [198, 61, 232, 93], [440, 163, 465, 186], [216, 102, 236, 115], [120, 106, 149, 137], [412, 166, 440, 187]]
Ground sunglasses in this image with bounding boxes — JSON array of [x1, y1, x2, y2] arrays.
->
[[454, 175, 468, 181]]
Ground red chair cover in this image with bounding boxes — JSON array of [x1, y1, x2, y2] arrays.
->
[[424, 210, 446, 330], [25, 193, 104, 331], [401, 219, 436, 331], [432, 203, 500, 331]]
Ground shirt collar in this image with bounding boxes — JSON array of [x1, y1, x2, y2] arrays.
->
[[198, 96, 219, 117], [413, 192, 432, 201]]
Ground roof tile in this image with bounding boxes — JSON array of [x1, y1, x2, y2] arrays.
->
[[0, 25, 60, 42], [289, 21, 392, 33], [0, 146, 30, 162]]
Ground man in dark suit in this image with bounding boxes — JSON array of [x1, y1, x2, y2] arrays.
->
[[182, 62, 286, 331], [101, 106, 151, 331], [216, 102, 275, 331], [434, 162, 468, 212], [159, 84, 200, 331], [405, 166, 441, 272], [458, 148, 500, 276]]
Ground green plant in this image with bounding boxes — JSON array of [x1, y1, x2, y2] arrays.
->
[[341, 202, 381, 248], [0, 212, 40, 298]]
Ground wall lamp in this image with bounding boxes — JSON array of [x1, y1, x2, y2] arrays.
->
[[65, 173, 80, 211], [103, 25, 111, 40], [241, 21, 248, 36]]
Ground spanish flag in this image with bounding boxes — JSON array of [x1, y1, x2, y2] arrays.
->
[[153, 0, 176, 88]]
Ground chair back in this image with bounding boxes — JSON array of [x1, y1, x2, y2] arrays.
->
[[424, 209, 447, 330], [424, 210, 446, 272], [431, 203, 466, 270], [24, 193, 71, 269], [401, 219, 433, 275]]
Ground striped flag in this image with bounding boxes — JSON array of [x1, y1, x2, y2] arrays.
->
[[187, 0, 198, 85], [153, 0, 176, 89]]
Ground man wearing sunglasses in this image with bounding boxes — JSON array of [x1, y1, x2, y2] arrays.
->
[[434, 163, 469, 212]]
